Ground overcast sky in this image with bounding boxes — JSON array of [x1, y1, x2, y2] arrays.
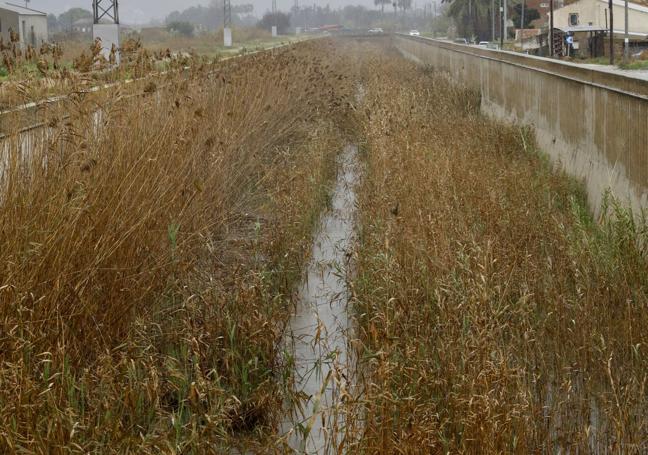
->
[[27, 0, 378, 23]]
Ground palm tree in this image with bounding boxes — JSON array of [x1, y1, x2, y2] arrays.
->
[[375, 0, 391, 15], [445, 0, 492, 40], [397, 0, 413, 11]]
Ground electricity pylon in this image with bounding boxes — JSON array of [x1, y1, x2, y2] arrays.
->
[[93, 0, 120, 64], [93, 0, 119, 24]]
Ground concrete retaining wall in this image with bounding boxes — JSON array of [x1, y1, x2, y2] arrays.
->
[[394, 35, 648, 214]]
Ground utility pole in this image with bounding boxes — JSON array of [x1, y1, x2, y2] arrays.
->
[[294, 0, 300, 34], [224, 0, 232, 47], [93, 0, 120, 64], [609, 0, 614, 64], [549, 0, 554, 56], [624, 0, 629, 63], [521, 0, 525, 31], [272, 0, 278, 36], [503, 0, 507, 41], [500, 0, 504, 48], [468, 0, 472, 39], [491, 0, 495, 42], [434, 1, 437, 37]]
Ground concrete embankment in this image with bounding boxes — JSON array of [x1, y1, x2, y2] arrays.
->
[[394, 35, 648, 215]]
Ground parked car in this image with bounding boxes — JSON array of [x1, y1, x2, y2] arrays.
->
[[478, 41, 489, 47], [409, 30, 420, 36], [454, 38, 469, 44], [369, 28, 384, 33]]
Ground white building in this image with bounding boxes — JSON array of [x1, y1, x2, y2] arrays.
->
[[553, 0, 648, 40], [0, 2, 48, 47], [72, 17, 94, 34]]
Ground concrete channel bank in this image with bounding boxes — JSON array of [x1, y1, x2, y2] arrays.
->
[[394, 35, 648, 215]]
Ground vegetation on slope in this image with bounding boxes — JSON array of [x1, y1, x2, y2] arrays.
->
[[2, 35, 647, 453], [350, 44, 648, 453], [0, 40, 356, 453]]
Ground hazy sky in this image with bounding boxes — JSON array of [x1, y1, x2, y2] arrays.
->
[[27, 0, 378, 23]]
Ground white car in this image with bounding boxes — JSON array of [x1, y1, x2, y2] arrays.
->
[[369, 28, 384, 33], [409, 30, 420, 36]]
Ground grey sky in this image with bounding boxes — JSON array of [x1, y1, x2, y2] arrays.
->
[[27, 0, 378, 24]]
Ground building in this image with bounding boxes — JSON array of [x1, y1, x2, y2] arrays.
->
[[552, 0, 648, 53], [554, 0, 648, 57], [553, 0, 648, 38], [72, 17, 94, 35], [0, 2, 48, 47], [514, 28, 545, 51], [527, 0, 565, 28]]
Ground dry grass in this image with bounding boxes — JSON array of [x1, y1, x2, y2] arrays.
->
[[348, 41, 648, 453], [139, 27, 281, 57], [0, 27, 295, 112], [0, 42, 194, 113], [0, 39, 357, 453], [3, 35, 647, 453]]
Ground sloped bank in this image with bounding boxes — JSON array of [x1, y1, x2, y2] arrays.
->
[[350, 40, 648, 452], [394, 34, 648, 217]]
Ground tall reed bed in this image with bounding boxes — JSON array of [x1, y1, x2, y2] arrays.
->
[[350, 42, 648, 452], [0, 40, 356, 453]]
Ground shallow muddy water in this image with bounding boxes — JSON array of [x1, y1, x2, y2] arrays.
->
[[280, 144, 360, 454]]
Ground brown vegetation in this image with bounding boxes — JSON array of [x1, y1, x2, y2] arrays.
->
[[0, 28, 292, 113], [0, 39, 356, 453], [139, 27, 276, 56], [349, 42, 648, 453], [2, 35, 647, 453]]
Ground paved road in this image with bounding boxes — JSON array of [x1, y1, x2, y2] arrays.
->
[[577, 63, 648, 81]]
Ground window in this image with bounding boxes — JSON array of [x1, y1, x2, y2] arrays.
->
[[569, 13, 579, 26], [0, 19, 3, 33], [30, 25, 34, 46], [539, 2, 549, 7], [22, 20, 26, 43]]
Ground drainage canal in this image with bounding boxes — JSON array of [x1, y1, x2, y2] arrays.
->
[[281, 143, 361, 454]]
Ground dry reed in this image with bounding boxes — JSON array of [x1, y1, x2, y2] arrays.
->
[[0, 39, 356, 453], [348, 40, 648, 453]]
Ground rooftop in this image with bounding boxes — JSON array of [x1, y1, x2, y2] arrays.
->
[[0, 2, 47, 16], [563, 0, 648, 8]]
